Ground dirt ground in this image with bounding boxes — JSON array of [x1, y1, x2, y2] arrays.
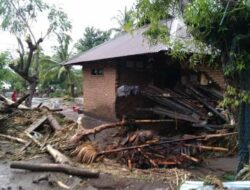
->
[[0, 97, 238, 190]]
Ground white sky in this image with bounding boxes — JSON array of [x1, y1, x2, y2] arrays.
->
[[0, 0, 135, 55]]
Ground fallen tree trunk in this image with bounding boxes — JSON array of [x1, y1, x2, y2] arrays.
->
[[0, 94, 30, 110], [70, 119, 174, 143], [10, 162, 99, 178], [47, 114, 62, 130], [10, 94, 30, 108], [46, 145, 72, 165]]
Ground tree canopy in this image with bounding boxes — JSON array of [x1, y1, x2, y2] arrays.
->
[[76, 26, 111, 53], [0, 0, 72, 106], [136, 0, 250, 171]]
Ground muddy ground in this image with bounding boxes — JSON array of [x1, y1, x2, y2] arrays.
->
[[0, 97, 238, 190]]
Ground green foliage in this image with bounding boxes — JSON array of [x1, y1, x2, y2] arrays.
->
[[136, 0, 250, 103], [136, 0, 173, 26], [0, 51, 26, 92], [0, 0, 71, 37], [39, 33, 82, 97], [48, 7, 72, 34], [76, 27, 111, 53], [0, 0, 48, 34], [220, 85, 250, 109], [184, 0, 250, 54], [112, 6, 136, 33], [143, 22, 169, 44], [0, 0, 72, 99]]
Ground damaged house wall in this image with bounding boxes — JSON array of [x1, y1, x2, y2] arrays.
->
[[82, 61, 117, 120], [115, 55, 154, 120], [81, 52, 225, 121]]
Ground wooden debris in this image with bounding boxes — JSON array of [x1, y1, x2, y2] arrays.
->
[[46, 145, 72, 165], [37, 102, 43, 108], [19, 141, 32, 153], [10, 162, 100, 178], [42, 105, 63, 112], [0, 94, 30, 111], [56, 181, 71, 190], [24, 132, 43, 147], [47, 114, 62, 130], [25, 115, 47, 134], [96, 134, 217, 155], [181, 153, 200, 163], [188, 87, 227, 123], [70, 119, 173, 143], [10, 94, 30, 108], [183, 144, 228, 152], [0, 133, 28, 144]]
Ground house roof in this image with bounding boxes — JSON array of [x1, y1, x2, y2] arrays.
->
[[65, 19, 190, 65]]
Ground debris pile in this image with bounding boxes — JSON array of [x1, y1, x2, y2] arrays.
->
[[0, 85, 237, 174], [69, 85, 237, 169], [140, 85, 228, 125], [0, 94, 99, 181]]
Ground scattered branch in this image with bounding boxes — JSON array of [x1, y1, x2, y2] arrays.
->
[[10, 162, 100, 178]]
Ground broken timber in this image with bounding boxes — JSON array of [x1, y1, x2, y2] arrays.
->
[[188, 87, 227, 123], [25, 116, 48, 133], [0, 133, 28, 144], [10, 162, 99, 178], [0, 94, 30, 109], [70, 119, 174, 143], [46, 145, 73, 165], [96, 132, 237, 156], [47, 114, 62, 130]]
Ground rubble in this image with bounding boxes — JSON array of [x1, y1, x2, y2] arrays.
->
[[68, 84, 236, 169], [0, 85, 238, 187]]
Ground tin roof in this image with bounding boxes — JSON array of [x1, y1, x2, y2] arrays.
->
[[65, 19, 190, 65]]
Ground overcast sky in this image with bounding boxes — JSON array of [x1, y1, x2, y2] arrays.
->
[[0, 0, 135, 55]]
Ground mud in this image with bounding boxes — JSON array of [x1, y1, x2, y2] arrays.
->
[[0, 157, 170, 190]]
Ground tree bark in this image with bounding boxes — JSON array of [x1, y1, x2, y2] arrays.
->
[[70, 84, 75, 97], [237, 67, 250, 171], [25, 80, 37, 107], [47, 114, 62, 130]]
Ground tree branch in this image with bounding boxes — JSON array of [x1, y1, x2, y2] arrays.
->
[[9, 64, 34, 83], [8, 0, 37, 43], [24, 37, 43, 74], [16, 37, 25, 70]]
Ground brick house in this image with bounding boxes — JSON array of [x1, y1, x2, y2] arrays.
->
[[65, 19, 225, 120]]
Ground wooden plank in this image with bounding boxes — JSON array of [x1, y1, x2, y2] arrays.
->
[[153, 106, 201, 123], [25, 116, 47, 134], [189, 88, 227, 123]]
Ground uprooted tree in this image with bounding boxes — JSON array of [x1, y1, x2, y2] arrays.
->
[[0, 0, 72, 107], [135, 0, 250, 171]]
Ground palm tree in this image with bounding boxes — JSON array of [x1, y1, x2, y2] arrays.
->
[[40, 33, 81, 97], [112, 7, 135, 33]]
